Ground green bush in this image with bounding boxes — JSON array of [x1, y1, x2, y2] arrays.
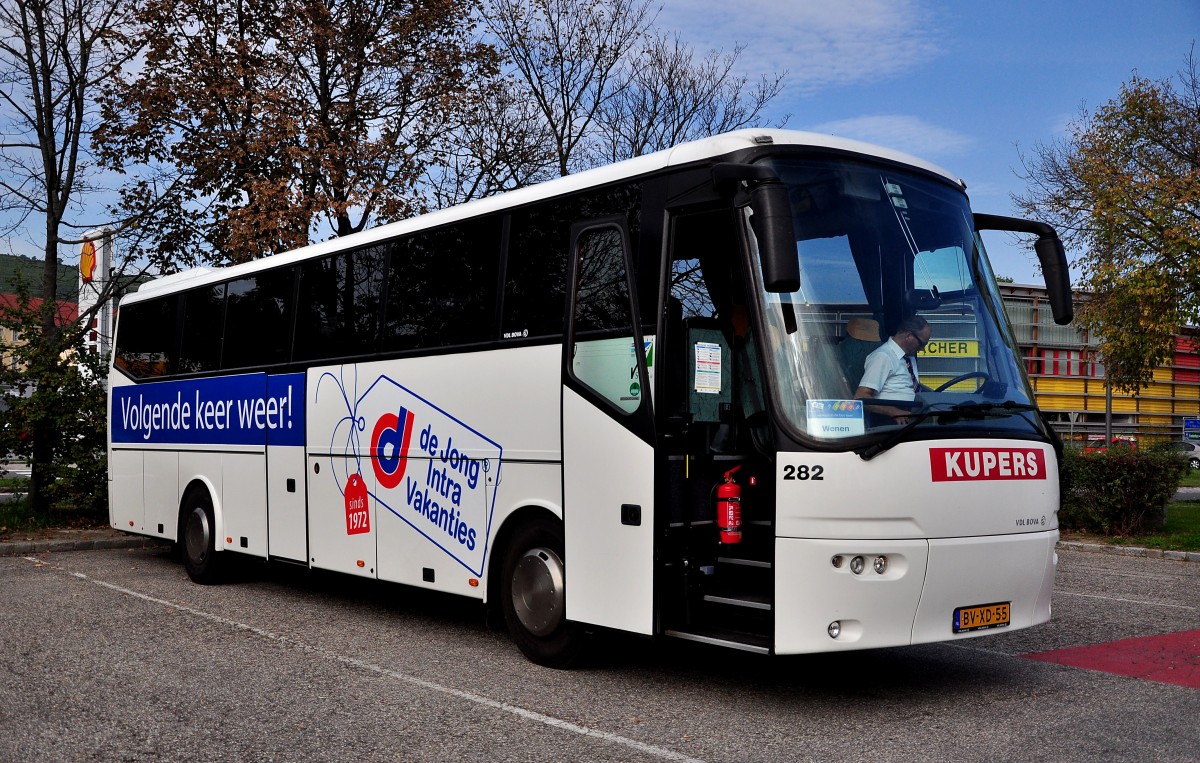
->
[[1059, 446, 1187, 535], [0, 280, 110, 521]]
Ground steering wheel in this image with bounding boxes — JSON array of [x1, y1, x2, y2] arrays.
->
[[934, 371, 991, 393]]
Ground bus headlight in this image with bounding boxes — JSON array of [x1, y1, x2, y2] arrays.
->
[[828, 621, 841, 639], [849, 555, 865, 575], [873, 555, 888, 574]]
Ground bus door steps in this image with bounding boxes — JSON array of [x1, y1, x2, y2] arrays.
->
[[663, 628, 770, 655], [716, 555, 771, 569], [716, 529, 772, 554], [701, 591, 771, 610], [671, 519, 774, 529], [711, 553, 772, 590]]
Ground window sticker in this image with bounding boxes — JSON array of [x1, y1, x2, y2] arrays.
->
[[806, 399, 865, 439], [694, 341, 722, 394]]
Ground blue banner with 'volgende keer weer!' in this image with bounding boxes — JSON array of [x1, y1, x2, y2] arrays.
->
[[111, 373, 305, 447]]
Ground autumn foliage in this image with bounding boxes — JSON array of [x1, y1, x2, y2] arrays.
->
[[96, 0, 496, 266], [1016, 51, 1200, 392]]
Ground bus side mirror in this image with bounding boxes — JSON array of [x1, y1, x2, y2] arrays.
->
[[712, 163, 800, 293], [750, 180, 800, 293], [974, 213, 1073, 325], [1033, 235, 1072, 324]]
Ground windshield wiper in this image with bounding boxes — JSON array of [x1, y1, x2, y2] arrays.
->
[[946, 400, 1038, 416], [856, 401, 1039, 461], [856, 407, 936, 461], [931, 400, 1040, 424]]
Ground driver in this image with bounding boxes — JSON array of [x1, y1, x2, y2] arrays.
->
[[854, 316, 931, 424]]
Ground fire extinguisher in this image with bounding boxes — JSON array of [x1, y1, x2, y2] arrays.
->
[[716, 465, 742, 544]]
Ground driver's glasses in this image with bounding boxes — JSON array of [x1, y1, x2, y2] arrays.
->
[[911, 331, 929, 352]]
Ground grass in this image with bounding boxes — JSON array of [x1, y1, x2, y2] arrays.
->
[[1063, 499, 1200, 552], [1110, 499, 1200, 552], [0, 496, 50, 536], [1180, 469, 1200, 488], [0, 477, 107, 538], [0, 503, 107, 537]]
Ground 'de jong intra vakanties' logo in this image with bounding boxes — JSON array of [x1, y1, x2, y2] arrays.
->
[[318, 368, 502, 577]]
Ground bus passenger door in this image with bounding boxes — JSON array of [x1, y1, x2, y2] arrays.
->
[[562, 221, 656, 635], [266, 372, 307, 562]]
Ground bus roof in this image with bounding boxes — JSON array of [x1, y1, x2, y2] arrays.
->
[[129, 129, 960, 302]]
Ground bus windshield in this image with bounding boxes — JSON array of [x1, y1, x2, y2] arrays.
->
[[752, 157, 1039, 443]]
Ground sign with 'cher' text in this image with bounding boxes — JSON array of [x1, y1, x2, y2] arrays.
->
[[918, 340, 979, 358]]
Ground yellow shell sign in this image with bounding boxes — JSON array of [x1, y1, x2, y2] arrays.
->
[[80, 240, 97, 283]]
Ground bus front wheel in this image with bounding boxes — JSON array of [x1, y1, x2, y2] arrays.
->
[[500, 518, 585, 668], [180, 489, 226, 585]]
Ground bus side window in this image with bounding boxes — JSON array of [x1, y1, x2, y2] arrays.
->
[[294, 247, 385, 362], [179, 284, 225, 374], [504, 205, 571, 340], [383, 217, 500, 352], [666, 209, 741, 418], [503, 185, 641, 342], [224, 267, 297, 369], [113, 295, 179, 378], [569, 225, 639, 413]]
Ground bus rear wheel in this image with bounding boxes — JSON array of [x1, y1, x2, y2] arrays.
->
[[180, 489, 225, 584], [500, 518, 585, 668]]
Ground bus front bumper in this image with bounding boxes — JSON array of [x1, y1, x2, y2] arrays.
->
[[773, 530, 1058, 654]]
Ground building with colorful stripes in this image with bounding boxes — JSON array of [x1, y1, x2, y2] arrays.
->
[[1000, 283, 1200, 445]]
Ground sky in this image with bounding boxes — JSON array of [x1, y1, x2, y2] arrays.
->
[[3, 0, 1196, 288], [656, 0, 1200, 286]]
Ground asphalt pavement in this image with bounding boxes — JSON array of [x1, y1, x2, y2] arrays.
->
[[2, 543, 1198, 762]]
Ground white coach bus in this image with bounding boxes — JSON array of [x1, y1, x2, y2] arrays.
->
[[109, 130, 1073, 667]]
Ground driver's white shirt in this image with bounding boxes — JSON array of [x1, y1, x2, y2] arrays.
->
[[859, 338, 917, 401]]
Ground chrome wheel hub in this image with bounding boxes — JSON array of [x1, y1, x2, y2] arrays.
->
[[185, 506, 210, 565], [511, 546, 565, 637]]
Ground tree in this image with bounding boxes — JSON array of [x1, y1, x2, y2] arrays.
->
[[595, 31, 786, 162], [0, 285, 109, 516], [431, 0, 786, 208], [97, 0, 495, 266], [420, 69, 558, 209], [481, 0, 653, 178], [1015, 51, 1200, 391], [0, 0, 139, 513], [95, 0, 302, 267]]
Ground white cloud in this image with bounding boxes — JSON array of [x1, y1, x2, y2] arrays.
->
[[654, 0, 941, 93], [1047, 111, 1078, 138], [807, 114, 974, 160]]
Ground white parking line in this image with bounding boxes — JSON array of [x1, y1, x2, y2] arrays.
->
[[1068, 564, 1197, 583], [29, 559, 707, 763], [1056, 590, 1196, 610]]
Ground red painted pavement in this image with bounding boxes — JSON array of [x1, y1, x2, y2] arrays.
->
[[1024, 629, 1200, 689]]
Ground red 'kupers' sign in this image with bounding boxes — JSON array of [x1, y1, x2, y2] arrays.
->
[[929, 448, 1046, 482]]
